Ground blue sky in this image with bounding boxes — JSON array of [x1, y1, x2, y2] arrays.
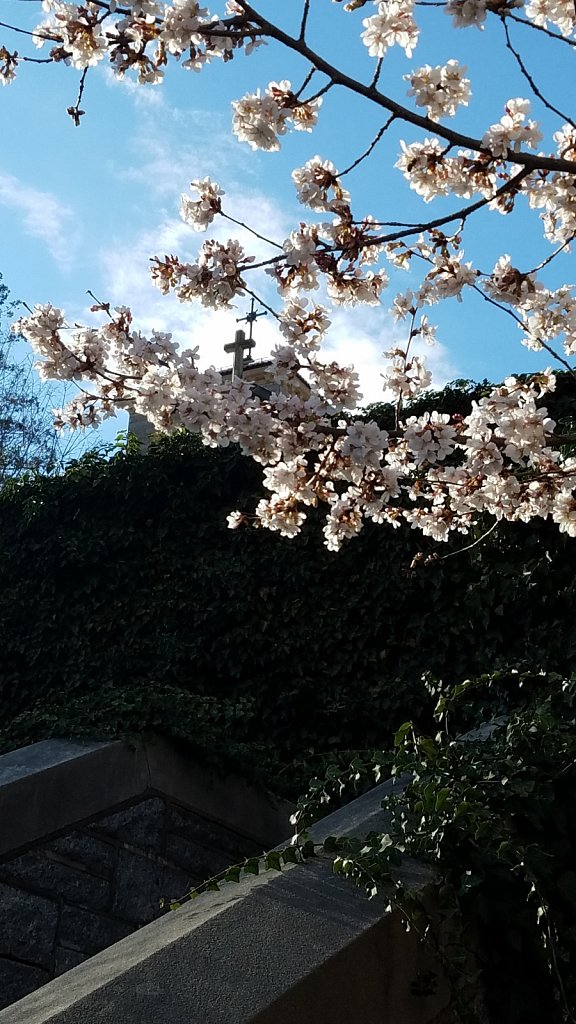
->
[[1, 0, 574, 443]]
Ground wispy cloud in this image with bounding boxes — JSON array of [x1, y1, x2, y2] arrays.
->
[[102, 67, 166, 109], [0, 172, 79, 269], [111, 105, 255, 202]]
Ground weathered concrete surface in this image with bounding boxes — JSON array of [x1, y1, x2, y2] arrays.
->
[[144, 734, 290, 846], [0, 735, 295, 1011], [0, 740, 148, 858], [0, 735, 292, 859], [0, 781, 450, 1024], [0, 862, 448, 1024]]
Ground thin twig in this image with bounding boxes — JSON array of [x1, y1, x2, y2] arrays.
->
[[305, 79, 335, 105], [527, 234, 575, 274], [471, 284, 576, 380], [12, 55, 53, 65], [221, 212, 283, 250], [299, 0, 311, 41], [370, 168, 531, 246], [439, 521, 499, 559], [0, 20, 56, 41], [371, 57, 384, 89], [502, 19, 576, 128], [340, 115, 395, 176], [241, 286, 280, 321], [508, 12, 576, 48], [293, 65, 315, 101], [67, 67, 88, 126]]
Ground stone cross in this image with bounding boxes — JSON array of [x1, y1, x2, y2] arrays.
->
[[223, 328, 254, 382], [224, 299, 267, 381]]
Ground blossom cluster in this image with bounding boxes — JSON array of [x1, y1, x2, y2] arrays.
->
[[2, 0, 575, 94], [14, 298, 576, 550], [150, 238, 252, 308], [481, 98, 542, 159], [405, 60, 471, 121], [180, 177, 224, 232], [232, 81, 322, 151], [23, 0, 263, 85], [361, 0, 419, 58]]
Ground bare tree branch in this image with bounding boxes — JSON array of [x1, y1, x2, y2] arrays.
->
[[502, 19, 576, 129]]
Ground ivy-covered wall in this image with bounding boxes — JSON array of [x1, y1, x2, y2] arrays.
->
[[1, 377, 576, 796]]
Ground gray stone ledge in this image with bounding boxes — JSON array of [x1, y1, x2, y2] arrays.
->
[[0, 736, 292, 859], [308, 773, 410, 843], [0, 780, 448, 1024]]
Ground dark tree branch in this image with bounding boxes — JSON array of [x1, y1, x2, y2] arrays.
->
[[502, 19, 576, 129], [234, 1, 576, 175], [508, 12, 576, 47], [221, 212, 283, 250], [67, 67, 88, 127], [299, 0, 311, 41]]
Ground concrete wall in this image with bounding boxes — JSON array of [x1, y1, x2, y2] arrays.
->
[[0, 736, 292, 1010], [0, 777, 459, 1024]]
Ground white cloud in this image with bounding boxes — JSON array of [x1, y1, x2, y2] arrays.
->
[[102, 67, 166, 109], [112, 106, 255, 202], [325, 306, 458, 406], [0, 171, 79, 269], [90, 188, 459, 407]]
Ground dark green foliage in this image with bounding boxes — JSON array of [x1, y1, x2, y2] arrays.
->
[[291, 671, 576, 1022], [1, 375, 576, 795]]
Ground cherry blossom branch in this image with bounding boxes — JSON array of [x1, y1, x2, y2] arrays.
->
[[371, 57, 384, 89], [0, 19, 55, 41], [241, 286, 279, 321], [508, 12, 576, 47], [234, 1, 576, 175], [67, 67, 88, 127], [502, 19, 576, 129], [293, 66, 316, 100], [527, 235, 576, 275], [242, 167, 530, 279], [299, 0, 311, 42], [471, 284, 576, 380], [438, 521, 499, 560], [370, 167, 531, 245]]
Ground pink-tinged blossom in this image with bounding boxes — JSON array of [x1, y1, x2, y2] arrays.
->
[[552, 493, 576, 536], [525, 0, 576, 36], [404, 413, 457, 466], [292, 157, 351, 213], [255, 496, 307, 537], [278, 299, 330, 352], [445, 0, 488, 28]]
